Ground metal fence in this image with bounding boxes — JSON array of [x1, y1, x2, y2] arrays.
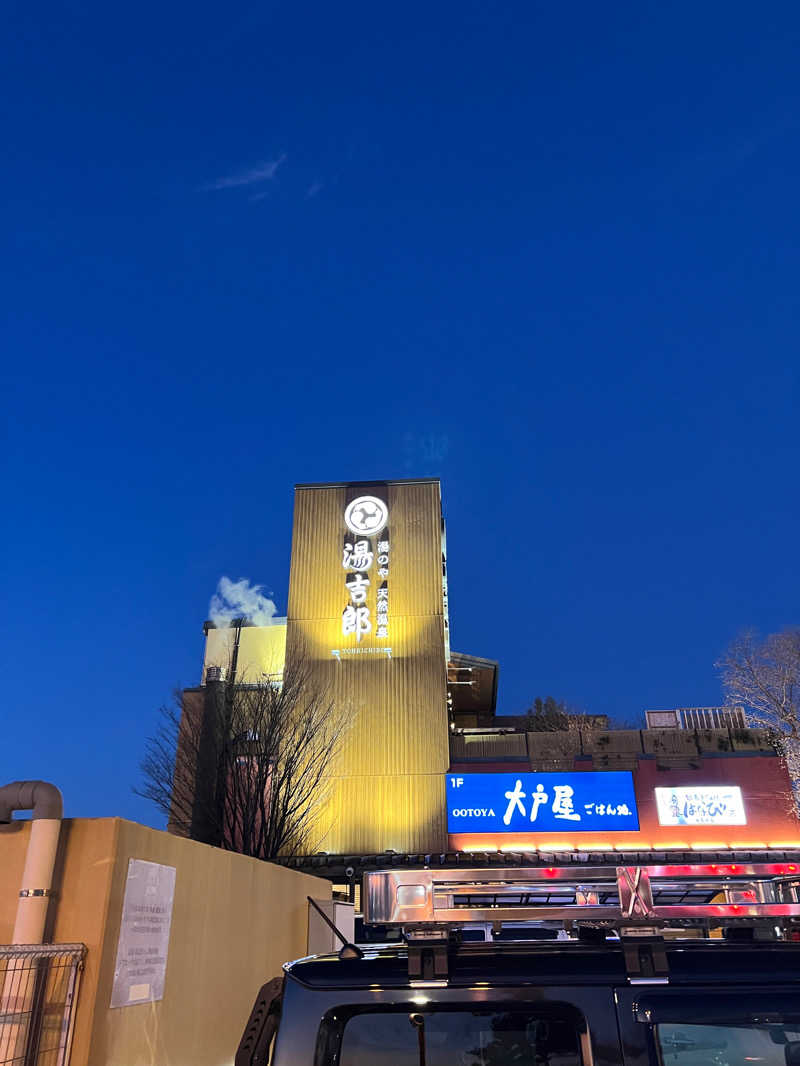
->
[[0, 945, 86, 1066]]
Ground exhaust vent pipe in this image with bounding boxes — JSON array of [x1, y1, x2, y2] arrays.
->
[[0, 781, 63, 944]]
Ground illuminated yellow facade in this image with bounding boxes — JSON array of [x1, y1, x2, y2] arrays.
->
[[203, 621, 287, 681], [190, 478, 452, 855], [285, 479, 450, 853]]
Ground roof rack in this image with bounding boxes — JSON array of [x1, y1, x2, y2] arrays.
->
[[363, 861, 800, 928], [363, 862, 800, 983]]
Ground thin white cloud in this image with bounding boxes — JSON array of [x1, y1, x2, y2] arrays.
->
[[204, 154, 287, 191], [306, 180, 324, 198]]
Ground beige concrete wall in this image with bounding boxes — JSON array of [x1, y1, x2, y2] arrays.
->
[[1, 818, 120, 1061], [1, 817, 330, 1066]]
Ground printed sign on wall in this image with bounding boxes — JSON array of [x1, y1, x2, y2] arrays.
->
[[655, 785, 747, 826], [110, 859, 176, 1008], [447, 771, 640, 834]]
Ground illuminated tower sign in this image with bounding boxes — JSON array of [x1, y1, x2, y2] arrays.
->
[[341, 495, 391, 643], [285, 478, 450, 853]]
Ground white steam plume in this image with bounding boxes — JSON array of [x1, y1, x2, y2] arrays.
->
[[209, 577, 277, 628]]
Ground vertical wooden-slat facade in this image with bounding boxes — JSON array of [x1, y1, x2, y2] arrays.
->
[[286, 479, 449, 853]]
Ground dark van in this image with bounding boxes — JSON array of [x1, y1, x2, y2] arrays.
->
[[237, 861, 800, 1066]]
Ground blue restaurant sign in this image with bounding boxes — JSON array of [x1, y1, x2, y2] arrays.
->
[[447, 771, 640, 834]]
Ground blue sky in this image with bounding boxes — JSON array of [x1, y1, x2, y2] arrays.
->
[[3, 2, 799, 825]]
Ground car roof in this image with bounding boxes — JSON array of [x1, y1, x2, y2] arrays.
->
[[285, 939, 800, 991]]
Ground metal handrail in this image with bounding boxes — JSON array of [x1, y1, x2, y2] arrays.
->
[[0, 945, 86, 961], [0, 943, 86, 1066]]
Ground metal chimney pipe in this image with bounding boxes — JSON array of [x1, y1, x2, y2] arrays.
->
[[0, 781, 63, 944], [0, 783, 63, 1063]]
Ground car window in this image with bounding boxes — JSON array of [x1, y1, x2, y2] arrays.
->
[[339, 1009, 581, 1066], [656, 1023, 800, 1066]]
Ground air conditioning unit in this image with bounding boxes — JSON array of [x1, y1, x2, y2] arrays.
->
[[205, 665, 226, 683]]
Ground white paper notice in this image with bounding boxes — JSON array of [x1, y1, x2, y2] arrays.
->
[[110, 859, 176, 1008]]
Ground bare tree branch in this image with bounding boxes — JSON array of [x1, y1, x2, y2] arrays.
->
[[135, 650, 350, 860], [716, 627, 800, 811]]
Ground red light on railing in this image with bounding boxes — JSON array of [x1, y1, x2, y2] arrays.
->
[[544, 868, 557, 877]]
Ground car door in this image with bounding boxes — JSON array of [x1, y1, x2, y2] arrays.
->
[[614, 986, 800, 1066]]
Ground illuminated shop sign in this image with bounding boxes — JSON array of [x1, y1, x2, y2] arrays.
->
[[341, 495, 390, 643], [655, 786, 746, 826], [447, 772, 639, 834], [344, 496, 388, 538]]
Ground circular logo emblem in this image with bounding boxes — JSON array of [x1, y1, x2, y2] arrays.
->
[[344, 495, 388, 537]]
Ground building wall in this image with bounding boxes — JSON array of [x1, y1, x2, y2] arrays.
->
[[633, 757, 798, 847], [0, 818, 329, 1066], [286, 479, 450, 853]]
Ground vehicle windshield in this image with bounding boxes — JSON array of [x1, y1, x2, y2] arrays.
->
[[339, 1009, 581, 1065], [656, 1022, 800, 1066]]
